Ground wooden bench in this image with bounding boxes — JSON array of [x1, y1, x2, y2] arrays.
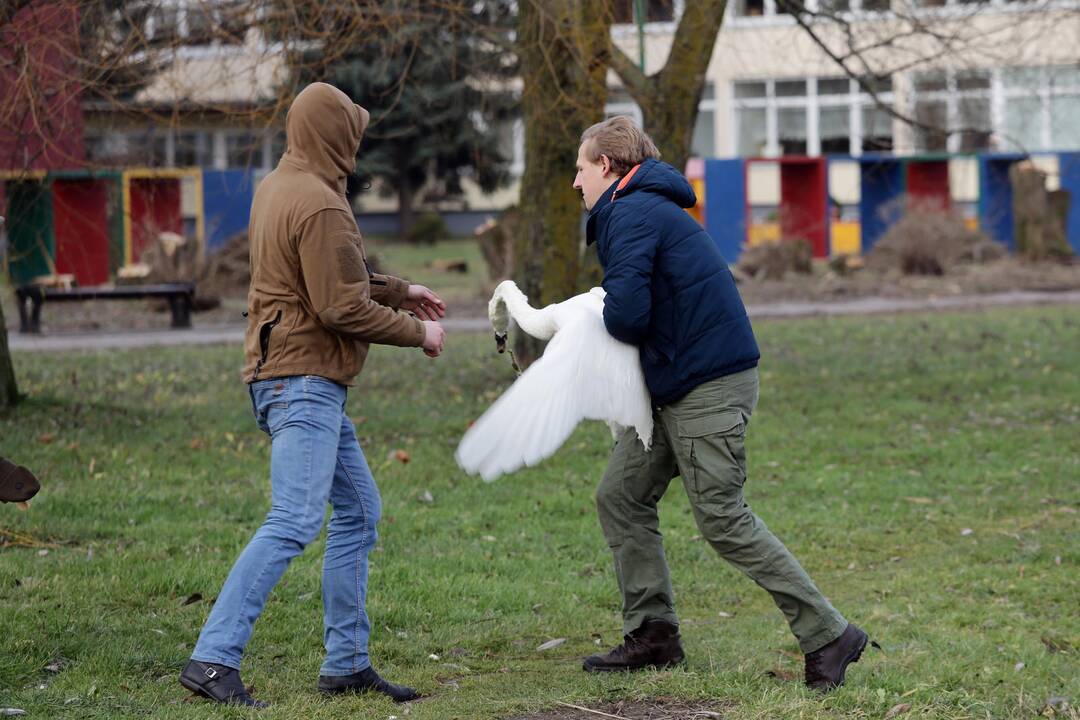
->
[[14, 282, 196, 334]]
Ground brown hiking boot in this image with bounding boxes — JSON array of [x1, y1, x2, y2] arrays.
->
[[0, 458, 40, 504], [582, 619, 685, 673], [804, 623, 868, 692]]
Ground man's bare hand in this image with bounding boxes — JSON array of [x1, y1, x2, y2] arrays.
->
[[402, 284, 446, 321], [421, 320, 446, 358]]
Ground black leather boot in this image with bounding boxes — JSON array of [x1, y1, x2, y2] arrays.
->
[[179, 659, 268, 708], [318, 666, 420, 703], [582, 618, 686, 673], [804, 623, 868, 691]]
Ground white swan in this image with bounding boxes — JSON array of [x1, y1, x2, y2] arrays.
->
[[455, 280, 652, 482]]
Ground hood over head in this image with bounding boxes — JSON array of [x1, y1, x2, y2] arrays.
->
[[282, 82, 370, 193]]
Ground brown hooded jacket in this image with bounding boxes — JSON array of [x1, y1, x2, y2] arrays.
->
[[241, 83, 425, 385]]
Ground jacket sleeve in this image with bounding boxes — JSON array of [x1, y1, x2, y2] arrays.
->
[[297, 209, 425, 347], [366, 265, 410, 308], [601, 212, 657, 346]]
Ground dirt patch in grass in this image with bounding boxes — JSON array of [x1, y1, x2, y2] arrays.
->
[[736, 256, 1080, 305], [505, 697, 731, 720]]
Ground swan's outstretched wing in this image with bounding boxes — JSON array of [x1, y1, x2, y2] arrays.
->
[[455, 308, 651, 482]]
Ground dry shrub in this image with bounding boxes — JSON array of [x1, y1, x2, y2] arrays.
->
[[196, 230, 384, 304], [736, 238, 813, 280], [198, 230, 250, 300], [866, 197, 1005, 276]]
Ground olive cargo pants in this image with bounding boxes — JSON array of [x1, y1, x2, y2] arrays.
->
[[596, 368, 847, 654]]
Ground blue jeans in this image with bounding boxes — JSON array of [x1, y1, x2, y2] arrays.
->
[[192, 375, 381, 676]]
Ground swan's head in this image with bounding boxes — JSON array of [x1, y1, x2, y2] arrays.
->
[[488, 281, 513, 353]]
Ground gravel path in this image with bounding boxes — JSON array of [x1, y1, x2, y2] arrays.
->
[[8, 289, 1080, 353]]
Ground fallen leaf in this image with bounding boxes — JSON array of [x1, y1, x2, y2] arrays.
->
[[1041, 636, 1072, 653], [536, 638, 566, 651], [428, 653, 440, 661], [16, 502, 28, 511], [188, 438, 203, 450], [181, 593, 202, 606], [419, 490, 434, 503], [37, 549, 48, 557], [884, 702, 911, 719], [764, 668, 797, 681], [718, 611, 733, 618], [960, 528, 974, 536], [904, 496, 933, 505], [37, 433, 56, 445]]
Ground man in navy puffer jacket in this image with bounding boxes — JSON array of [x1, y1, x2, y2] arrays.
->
[[574, 116, 866, 692]]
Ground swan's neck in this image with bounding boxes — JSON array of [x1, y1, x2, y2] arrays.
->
[[492, 281, 556, 341]]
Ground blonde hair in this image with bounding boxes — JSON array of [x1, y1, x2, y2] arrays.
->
[[580, 116, 660, 176]]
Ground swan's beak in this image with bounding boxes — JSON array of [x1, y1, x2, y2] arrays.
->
[[494, 332, 507, 353]]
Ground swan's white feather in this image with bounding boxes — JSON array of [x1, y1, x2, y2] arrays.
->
[[455, 284, 652, 482]]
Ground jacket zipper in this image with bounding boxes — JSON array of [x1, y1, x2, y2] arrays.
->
[[252, 309, 283, 380], [364, 257, 387, 285]]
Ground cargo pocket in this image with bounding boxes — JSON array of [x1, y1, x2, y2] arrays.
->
[[677, 409, 747, 506]]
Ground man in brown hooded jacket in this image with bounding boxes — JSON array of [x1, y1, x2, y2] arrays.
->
[[180, 83, 444, 708]]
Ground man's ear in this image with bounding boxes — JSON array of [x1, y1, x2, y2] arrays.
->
[[600, 154, 613, 177]]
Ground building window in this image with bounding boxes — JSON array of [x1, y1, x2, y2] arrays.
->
[[691, 83, 717, 158], [612, 0, 676, 23], [1001, 65, 1080, 152], [174, 131, 212, 167], [734, 0, 889, 19], [225, 132, 260, 168], [911, 69, 992, 152], [862, 107, 894, 152], [733, 76, 894, 157]]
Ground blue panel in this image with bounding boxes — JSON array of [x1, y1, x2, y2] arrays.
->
[[978, 154, 1023, 251], [1059, 152, 1080, 256], [202, 169, 254, 252], [704, 158, 746, 264], [858, 157, 903, 251]]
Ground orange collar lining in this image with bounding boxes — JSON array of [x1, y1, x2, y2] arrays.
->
[[611, 164, 641, 202]]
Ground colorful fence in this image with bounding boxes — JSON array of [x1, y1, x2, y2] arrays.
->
[[701, 151, 1080, 263], [1, 168, 206, 287]]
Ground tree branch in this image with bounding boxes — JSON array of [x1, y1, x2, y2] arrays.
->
[[608, 42, 646, 97]]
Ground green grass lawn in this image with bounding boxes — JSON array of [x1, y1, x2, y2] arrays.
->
[[1, 307, 1077, 719], [365, 238, 491, 312]]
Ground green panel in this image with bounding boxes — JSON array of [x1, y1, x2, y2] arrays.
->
[[106, 178, 125, 275], [6, 180, 55, 286]]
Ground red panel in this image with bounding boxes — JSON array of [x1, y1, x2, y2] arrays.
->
[[129, 178, 182, 262], [0, 3, 84, 171], [779, 157, 829, 258], [52, 178, 110, 286], [906, 161, 950, 209]]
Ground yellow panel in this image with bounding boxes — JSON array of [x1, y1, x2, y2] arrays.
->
[[686, 177, 705, 224], [963, 216, 979, 231], [748, 223, 781, 247], [830, 222, 861, 256]]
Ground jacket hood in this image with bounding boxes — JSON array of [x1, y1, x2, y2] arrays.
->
[[282, 82, 370, 193], [586, 158, 697, 245], [618, 158, 697, 208]]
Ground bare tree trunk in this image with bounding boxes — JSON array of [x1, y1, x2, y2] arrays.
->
[[608, 1, 728, 171], [0, 302, 18, 408], [515, 0, 611, 365]]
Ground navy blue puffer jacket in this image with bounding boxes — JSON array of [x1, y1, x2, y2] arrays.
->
[[586, 158, 760, 406]]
